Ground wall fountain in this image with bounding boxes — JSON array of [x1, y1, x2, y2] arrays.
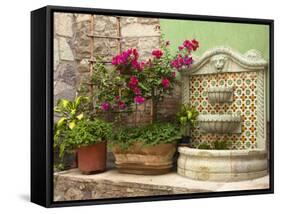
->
[[177, 47, 268, 181]]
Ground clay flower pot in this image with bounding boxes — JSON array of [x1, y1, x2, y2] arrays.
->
[[112, 142, 176, 175], [77, 142, 107, 174]]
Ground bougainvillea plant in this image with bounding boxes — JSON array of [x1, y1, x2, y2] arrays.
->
[[91, 37, 199, 122], [171, 39, 199, 71]]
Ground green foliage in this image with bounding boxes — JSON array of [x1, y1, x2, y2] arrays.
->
[[54, 96, 90, 157], [111, 123, 181, 151], [61, 119, 112, 152], [197, 143, 212, 150], [176, 104, 199, 136], [197, 141, 231, 150], [177, 104, 199, 127], [91, 59, 130, 110], [213, 141, 231, 150]]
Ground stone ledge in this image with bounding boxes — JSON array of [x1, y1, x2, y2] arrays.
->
[[54, 169, 269, 201]]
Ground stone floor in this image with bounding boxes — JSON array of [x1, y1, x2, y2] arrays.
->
[[54, 169, 269, 201]]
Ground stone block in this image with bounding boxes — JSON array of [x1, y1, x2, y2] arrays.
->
[[54, 38, 59, 69], [121, 23, 160, 37], [59, 37, 74, 61], [54, 12, 73, 37]]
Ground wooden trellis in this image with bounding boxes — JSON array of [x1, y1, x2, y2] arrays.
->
[[86, 15, 161, 124], [87, 15, 122, 111]]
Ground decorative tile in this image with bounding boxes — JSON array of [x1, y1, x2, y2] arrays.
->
[[190, 72, 258, 149]]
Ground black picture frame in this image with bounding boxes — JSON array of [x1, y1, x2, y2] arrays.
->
[[31, 5, 274, 208]]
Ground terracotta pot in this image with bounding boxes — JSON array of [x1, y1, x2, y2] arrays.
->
[[77, 142, 107, 174], [112, 142, 176, 175]]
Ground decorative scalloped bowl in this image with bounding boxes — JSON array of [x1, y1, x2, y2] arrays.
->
[[197, 114, 241, 134], [207, 86, 233, 104]]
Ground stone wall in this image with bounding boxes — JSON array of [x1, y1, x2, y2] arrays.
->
[[53, 12, 181, 168], [54, 12, 181, 124]]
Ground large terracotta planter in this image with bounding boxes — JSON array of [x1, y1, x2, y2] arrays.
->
[[112, 142, 176, 175], [77, 142, 107, 174]]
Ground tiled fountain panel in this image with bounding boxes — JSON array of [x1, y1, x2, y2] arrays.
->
[[190, 72, 258, 149]]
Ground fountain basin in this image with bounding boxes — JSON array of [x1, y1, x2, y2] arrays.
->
[[207, 86, 233, 104], [177, 147, 268, 181], [197, 114, 241, 134]]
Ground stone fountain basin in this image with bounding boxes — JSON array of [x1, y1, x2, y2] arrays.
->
[[207, 86, 233, 104], [197, 114, 241, 134], [177, 147, 268, 181]]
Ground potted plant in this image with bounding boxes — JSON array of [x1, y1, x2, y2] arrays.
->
[[176, 104, 199, 146], [54, 96, 89, 170], [62, 119, 112, 174], [88, 37, 198, 175], [111, 123, 181, 175]]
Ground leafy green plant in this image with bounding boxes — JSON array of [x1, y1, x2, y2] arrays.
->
[[197, 143, 212, 150], [54, 96, 89, 157], [111, 123, 181, 151], [61, 119, 112, 152], [213, 141, 231, 150], [197, 141, 231, 150], [176, 104, 199, 136]]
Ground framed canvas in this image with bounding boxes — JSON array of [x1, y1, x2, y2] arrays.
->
[[31, 5, 274, 208]]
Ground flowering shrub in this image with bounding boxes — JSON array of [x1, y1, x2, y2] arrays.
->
[[91, 37, 199, 122], [171, 39, 199, 70]]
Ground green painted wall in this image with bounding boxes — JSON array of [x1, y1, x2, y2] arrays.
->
[[160, 19, 270, 120]]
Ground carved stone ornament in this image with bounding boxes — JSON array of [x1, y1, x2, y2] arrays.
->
[[210, 54, 228, 72]]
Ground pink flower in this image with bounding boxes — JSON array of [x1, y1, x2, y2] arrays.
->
[[111, 48, 133, 66], [191, 39, 199, 51], [134, 95, 145, 104], [162, 78, 170, 88], [129, 75, 138, 89], [132, 60, 144, 71], [133, 87, 141, 95], [132, 48, 139, 59], [101, 102, 110, 111], [117, 101, 126, 109], [145, 59, 152, 67], [152, 49, 163, 59], [183, 40, 194, 51], [115, 95, 120, 100], [178, 45, 184, 51], [183, 56, 193, 66]]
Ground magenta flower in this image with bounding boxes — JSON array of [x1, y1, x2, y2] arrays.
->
[[133, 87, 141, 95], [134, 95, 145, 104], [132, 59, 144, 71], [191, 39, 199, 51], [178, 45, 184, 51], [152, 49, 163, 59], [111, 48, 134, 66], [101, 102, 110, 111], [183, 56, 193, 66], [183, 40, 194, 51], [117, 101, 126, 109], [162, 78, 170, 89], [132, 48, 139, 59], [129, 75, 139, 89]]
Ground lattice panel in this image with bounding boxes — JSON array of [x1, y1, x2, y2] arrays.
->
[[190, 72, 258, 149]]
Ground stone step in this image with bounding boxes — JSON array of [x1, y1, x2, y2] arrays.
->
[[54, 169, 269, 201]]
